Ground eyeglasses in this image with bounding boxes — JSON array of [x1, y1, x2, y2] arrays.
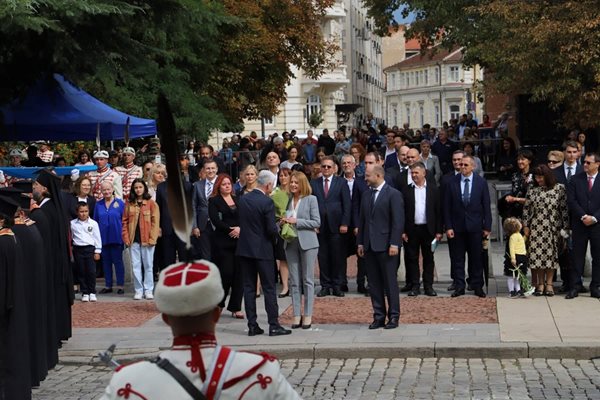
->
[[321, 165, 333, 169], [547, 160, 559, 164], [584, 161, 598, 165], [460, 163, 471, 167]]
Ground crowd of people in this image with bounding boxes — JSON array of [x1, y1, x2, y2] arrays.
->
[[0, 117, 598, 397]]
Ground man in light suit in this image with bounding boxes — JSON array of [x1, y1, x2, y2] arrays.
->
[[566, 152, 600, 299], [191, 160, 218, 260], [402, 162, 443, 297], [310, 156, 351, 297], [443, 155, 492, 298], [236, 170, 291, 337], [358, 165, 404, 329]]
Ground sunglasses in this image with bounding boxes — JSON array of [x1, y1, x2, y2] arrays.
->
[[321, 165, 333, 169], [547, 160, 559, 164]]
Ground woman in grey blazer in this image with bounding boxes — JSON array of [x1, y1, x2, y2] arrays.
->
[[282, 171, 321, 329]]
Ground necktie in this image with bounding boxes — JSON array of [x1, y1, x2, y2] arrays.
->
[[463, 178, 470, 206], [371, 188, 378, 208], [567, 167, 573, 181], [589, 176, 594, 192], [324, 178, 329, 197], [206, 180, 213, 198]]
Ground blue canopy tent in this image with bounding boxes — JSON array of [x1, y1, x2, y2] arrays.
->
[[0, 74, 156, 141]]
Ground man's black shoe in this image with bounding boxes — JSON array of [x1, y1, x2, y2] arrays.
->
[[99, 287, 113, 294], [579, 286, 589, 294], [447, 283, 456, 291], [269, 326, 292, 336], [591, 290, 600, 299], [317, 288, 330, 297], [474, 288, 487, 298], [357, 286, 367, 294], [565, 289, 579, 299], [384, 318, 399, 329], [557, 285, 569, 294], [399, 285, 413, 293], [248, 326, 264, 336], [341, 285, 349, 292], [407, 288, 420, 297], [368, 320, 385, 329], [332, 288, 345, 297], [451, 288, 465, 297], [424, 287, 437, 297]]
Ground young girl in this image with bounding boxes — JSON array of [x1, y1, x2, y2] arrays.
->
[[122, 178, 160, 300], [503, 217, 529, 298]]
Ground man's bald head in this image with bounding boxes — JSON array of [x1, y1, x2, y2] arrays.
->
[[406, 148, 420, 166]]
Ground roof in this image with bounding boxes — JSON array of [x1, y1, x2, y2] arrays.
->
[[384, 46, 464, 72], [405, 38, 421, 51]]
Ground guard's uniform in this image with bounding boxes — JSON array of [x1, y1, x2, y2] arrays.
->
[[89, 167, 123, 200], [101, 333, 300, 400], [115, 164, 143, 199]]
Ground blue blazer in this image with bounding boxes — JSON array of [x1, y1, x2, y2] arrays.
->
[[350, 176, 369, 229], [554, 163, 583, 186], [384, 153, 401, 171], [310, 175, 351, 232], [236, 189, 278, 260], [191, 179, 212, 231], [567, 172, 600, 232], [358, 184, 404, 252], [443, 173, 492, 233]]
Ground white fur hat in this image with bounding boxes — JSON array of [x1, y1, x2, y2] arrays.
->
[[122, 147, 136, 155], [155, 260, 224, 317], [94, 150, 109, 159]]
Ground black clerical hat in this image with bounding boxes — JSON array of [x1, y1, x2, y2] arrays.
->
[[35, 168, 60, 188], [0, 196, 19, 217], [12, 181, 32, 193], [0, 187, 31, 210]]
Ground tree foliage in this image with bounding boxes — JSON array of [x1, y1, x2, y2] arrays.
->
[[364, 0, 600, 127], [0, 0, 336, 140]]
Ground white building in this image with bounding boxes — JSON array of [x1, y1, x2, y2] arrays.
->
[[384, 46, 484, 129], [241, 0, 384, 137]]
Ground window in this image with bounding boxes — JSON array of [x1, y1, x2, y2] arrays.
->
[[449, 104, 460, 120], [434, 104, 440, 126], [405, 73, 410, 87], [419, 104, 424, 127], [263, 116, 274, 125], [424, 70, 428, 85], [390, 73, 396, 90], [306, 95, 322, 123], [435, 67, 440, 83], [449, 66, 460, 82], [392, 107, 398, 126], [405, 104, 411, 125], [410, 72, 415, 86], [415, 71, 419, 86]]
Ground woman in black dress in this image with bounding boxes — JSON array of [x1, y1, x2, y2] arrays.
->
[[208, 173, 244, 318]]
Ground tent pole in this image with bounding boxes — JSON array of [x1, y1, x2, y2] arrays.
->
[[110, 140, 114, 151]]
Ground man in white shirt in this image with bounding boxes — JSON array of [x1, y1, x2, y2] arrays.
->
[[70, 202, 102, 302], [191, 160, 218, 260]]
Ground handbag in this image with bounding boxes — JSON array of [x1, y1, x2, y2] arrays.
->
[[280, 222, 297, 242]]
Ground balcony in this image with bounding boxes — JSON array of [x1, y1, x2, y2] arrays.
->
[[324, 1, 345, 19], [301, 65, 349, 93]]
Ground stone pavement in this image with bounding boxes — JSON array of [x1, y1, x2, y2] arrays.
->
[[56, 241, 600, 365], [33, 358, 600, 399]]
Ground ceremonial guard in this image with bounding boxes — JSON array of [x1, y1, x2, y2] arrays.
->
[[115, 147, 143, 198], [100, 260, 300, 399], [89, 150, 123, 200], [0, 149, 29, 188]]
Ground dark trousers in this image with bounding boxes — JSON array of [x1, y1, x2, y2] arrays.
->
[[215, 247, 243, 312], [102, 244, 124, 288], [160, 232, 188, 268], [343, 232, 367, 289], [558, 247, 572, 288], [191, 227, 213, 261], [572, 224, 600, 289], [451, 232, 484, 289], [74, 245, 96, 295], [317, 230, 345, 290], [240, 256, 279, 329], [365, 250, 400, 322], [405, 226, 435, 288]]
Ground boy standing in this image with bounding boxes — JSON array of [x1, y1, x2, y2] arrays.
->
[[71, 202, 102, 302]]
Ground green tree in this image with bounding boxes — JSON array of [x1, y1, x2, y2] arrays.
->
[[0, 0, 336, 141], [364, 0, 600, 127]]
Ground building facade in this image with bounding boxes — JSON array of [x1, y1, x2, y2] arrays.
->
[[242, 0, 384, 137], [384, 46, 484, 129]]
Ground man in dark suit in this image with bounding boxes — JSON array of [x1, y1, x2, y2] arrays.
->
[[236, 170, 291, 336], [431, 129, 458, 175], [402, 162, 443, 297], [384, 144, 409, 173], [311, 156, 351, 297], [443, 155, 492, 298], [341, 154, 369, 294], [365, 152, 399, 190], [394, 148, 437, 192], [191, 160, 218, 260], [358, 165, 404, 329], [441, 150, 466, 291], [156, 180, 191, 270], [566, 152, 600, 299], [553, 142, 582, 293]]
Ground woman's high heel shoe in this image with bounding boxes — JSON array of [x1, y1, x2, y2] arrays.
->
[[534, 284, 544, 297], [231, 311, 245, 319], [302, 316, 312, 330], [291, 317, 303, 329], [278, 290, 290, 298], [544, 284, 555, 297]]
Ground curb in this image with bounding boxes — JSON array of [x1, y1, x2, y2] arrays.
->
[[59, 342, 600, 365]]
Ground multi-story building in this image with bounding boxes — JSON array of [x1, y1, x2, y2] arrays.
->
[[241, 0, 384, 137], [383, 46, 484, 129]]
